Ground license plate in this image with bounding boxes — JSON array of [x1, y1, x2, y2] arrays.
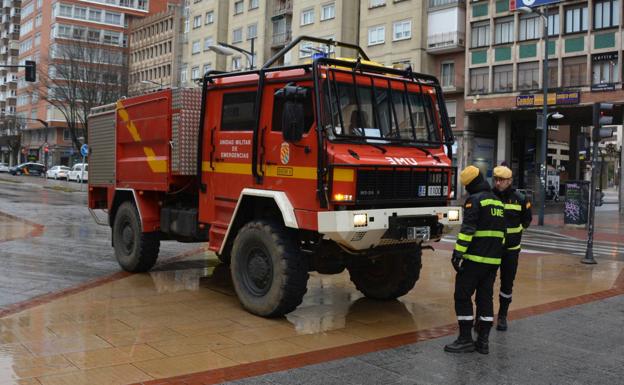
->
[[407, 226, 430, 241]]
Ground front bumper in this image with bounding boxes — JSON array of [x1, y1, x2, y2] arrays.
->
[[318, 206, 462, 251]]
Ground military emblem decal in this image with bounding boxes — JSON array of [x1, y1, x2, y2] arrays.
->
[[280, 142, 290, 165]]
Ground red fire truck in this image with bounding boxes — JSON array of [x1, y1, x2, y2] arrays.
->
[[88, 37, 461, 317]]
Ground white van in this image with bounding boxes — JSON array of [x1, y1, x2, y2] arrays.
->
[[68, 163, 88, 183]]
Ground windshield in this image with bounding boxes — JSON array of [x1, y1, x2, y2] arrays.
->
[[321, 70, 442, 145]]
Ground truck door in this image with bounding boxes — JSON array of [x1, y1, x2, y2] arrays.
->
[[259, 82, 318, 210]]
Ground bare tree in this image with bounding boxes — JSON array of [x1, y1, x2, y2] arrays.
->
[[34, 39, 127, 151]]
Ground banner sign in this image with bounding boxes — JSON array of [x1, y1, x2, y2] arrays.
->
[[510, 0, 561, 10], [516, 91, 580, 107]]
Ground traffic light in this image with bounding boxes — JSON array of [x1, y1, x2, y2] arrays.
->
[[44, 146, 49, 153], [25, 60, 36, 82], [592, 102, 616, 141]]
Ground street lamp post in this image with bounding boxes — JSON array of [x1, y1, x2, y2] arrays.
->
[[518, 6, 549, 226], [208, 37, 256, 70]]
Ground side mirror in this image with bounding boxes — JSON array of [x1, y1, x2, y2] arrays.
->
[[282, 101, 305, 142]]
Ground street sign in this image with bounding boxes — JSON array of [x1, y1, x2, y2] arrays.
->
[[511, 0, 560, 9], [80, 144, 89, 157]]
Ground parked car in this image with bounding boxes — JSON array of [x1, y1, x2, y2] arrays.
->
[[46, 165, 71, 180], [9, 162, 45, 176], [68, 163, 88, 182], [0, 163, 9, 173]]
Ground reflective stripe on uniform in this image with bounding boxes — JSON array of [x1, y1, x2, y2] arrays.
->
[[507, 244, 521, 251], [454, 244, 468, 253], [463, 254, 501, 265], [480, 199, 504, 207], [457, 233, 473, 242], [457, 315, 474, 321], [504, 203, 522, 211], [499, 292, 512, 299], [507, 225, 523, 234], [479, 316, 494, 321], [474, 230, 505, 238]]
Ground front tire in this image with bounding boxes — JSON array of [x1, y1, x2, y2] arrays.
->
[[230, 220, 308, 317], [348, 248, 422, 300], [113, 201, 160, 273]]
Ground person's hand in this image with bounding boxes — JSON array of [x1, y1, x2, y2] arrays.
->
[[451, 250, 464, 273]]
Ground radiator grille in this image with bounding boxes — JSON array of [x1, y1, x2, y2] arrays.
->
[[355, 168, 451, 202]]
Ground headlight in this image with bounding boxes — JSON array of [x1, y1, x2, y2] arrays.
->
[[448, 209, 460, 221], [353, 213, 367, 227]]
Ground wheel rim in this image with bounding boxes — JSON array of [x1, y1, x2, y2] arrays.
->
[[119, 218, 135, 255], [241, 246, 273, 296]]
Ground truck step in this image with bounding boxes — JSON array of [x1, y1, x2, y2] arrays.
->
[[208, 221, 228, 252]]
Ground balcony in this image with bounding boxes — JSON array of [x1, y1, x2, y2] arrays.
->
[[272, 30, 292, 48], [427, 31, 465, 54], [429, 0, 465, 8], [273, 0, 292, 18]]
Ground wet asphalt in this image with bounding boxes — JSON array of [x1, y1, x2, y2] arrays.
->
[[0, 174, 199, 310]]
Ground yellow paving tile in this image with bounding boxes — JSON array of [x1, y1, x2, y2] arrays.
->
[[36, 364, 152, 385], [97, 327, 184, 347], [0, 354, 78, 379], [133, 350, 237, 379], [23, 335, 112, 357], [0, 343, 34, 360], [47, 320, 133, 339], [284, 330, 366, 350], [215, 340, 310, 364], [148, 333, 241, 356], [169, 318, 248, 337], [63, 344, 165, 370], [225, 324, 299, 345], [0, 378, 41, 385]]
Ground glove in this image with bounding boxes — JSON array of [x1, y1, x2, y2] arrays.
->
[[451, 250, 464, 273]]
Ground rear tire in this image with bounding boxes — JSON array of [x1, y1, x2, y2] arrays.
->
[[113, 201, 160, 273], [348, 248, 422, 300], [230, 220, 308, 317]]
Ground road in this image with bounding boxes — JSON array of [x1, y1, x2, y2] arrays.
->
[[0, 173, 198, 310]]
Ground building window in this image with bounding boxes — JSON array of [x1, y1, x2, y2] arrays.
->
[[368, 25, 385, 46], [193, 15, 202, 28], [493, 65, 513, 92], [203, 36, 214, 51], [370, 0, 385, 7], [232, 56, 242, 70], [247, 23, 257, 39], [180, 65, 187, 83], [565, 5, 588, 34], [191, 66, 200, 81], [547, 11, 560, 36], [594, 0, 619, 29], [234, 1, 244, 15], [495, 17, 514, 44], [517, 61, 539, 91], [301, 8, 314, 25], [232, 28, 243, 43], [249, 0, 259, 10], [321, 3, 335, 21], [469, 67, 489, 94], [203, 63, 212, 74], [445, 100, 456, 127], [471, 21, 490, 48], [548, 60, 558, 87], [592, 54, 618, 85], [441, 62, 454, 88], [562, 56, 587, 87], [205, 11, 214, 24], [192, 40, 200, 54], [519, 15, 539, 41], [393, 20, 411, 41]]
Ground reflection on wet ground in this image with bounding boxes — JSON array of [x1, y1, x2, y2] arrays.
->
[[0, 213, 39, 243], [0, 249, 620, 384]]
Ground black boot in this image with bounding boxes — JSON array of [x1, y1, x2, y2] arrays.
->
[[444, 321, 475, 353], [497, 295, 511, 331], [475, 323, 491, 354]]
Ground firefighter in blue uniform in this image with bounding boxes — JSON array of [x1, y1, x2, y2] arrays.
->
[[492, 165, 532, 331], [445, 166, 506, 354]]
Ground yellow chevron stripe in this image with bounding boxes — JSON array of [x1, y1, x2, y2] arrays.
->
[[143, 147, 168, 173]]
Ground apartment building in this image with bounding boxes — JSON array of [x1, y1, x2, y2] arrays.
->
[[15, 0, 170, 167], [0, 0, 21, 165], [128, 3, 184, 96], [462, 0, 623, 189]]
